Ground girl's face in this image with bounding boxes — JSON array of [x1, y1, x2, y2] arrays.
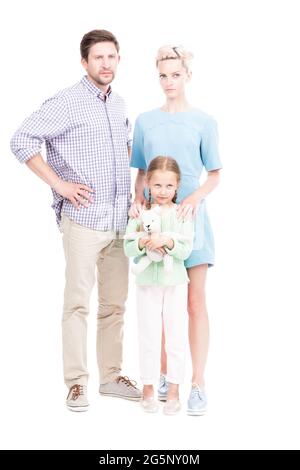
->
[[147, 170, 179, 205], [158, 59, 191, 99]]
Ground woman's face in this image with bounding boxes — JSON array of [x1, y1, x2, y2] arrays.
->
[[158, 59, 190, 99]]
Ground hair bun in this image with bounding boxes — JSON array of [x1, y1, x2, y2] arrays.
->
[[156, 45, 193, 70]]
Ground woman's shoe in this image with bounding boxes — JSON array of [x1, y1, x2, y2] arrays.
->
[[187, 384, 207, 416], [157, 374, 168, 401]]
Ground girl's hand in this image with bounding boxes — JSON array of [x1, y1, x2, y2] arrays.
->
[[138, 237, 149, 250], [128, 198, 146, 218], [154, 247, 167, 256], [176, 194, 200, 221], [139, 237, 166, 255], [145, 237, 166, 251], [145, 236, 173, 251]]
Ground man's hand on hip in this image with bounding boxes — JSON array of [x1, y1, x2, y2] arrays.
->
[[53, 180, 94, 210]]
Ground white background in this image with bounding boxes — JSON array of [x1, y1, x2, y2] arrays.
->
[[1, 0, 300, 450]]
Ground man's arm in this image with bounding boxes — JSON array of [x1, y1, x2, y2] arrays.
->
[[11, 96, 94, 209], [26, 154, 94, 209]]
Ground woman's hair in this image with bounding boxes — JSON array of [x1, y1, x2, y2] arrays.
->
[[80, 29, 120, 61], [156, 45, 193, 72], [146, 156, 181, 209]]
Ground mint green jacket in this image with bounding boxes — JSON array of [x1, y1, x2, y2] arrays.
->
[[123, 207, 194, 286]]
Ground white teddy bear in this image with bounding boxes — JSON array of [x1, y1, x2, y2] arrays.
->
[[125, 206, 173, 275]]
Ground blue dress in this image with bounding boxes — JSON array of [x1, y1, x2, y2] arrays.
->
[[130, 108, 222, 267]]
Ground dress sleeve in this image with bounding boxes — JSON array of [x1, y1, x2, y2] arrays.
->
[[200, 117, 222, 171]]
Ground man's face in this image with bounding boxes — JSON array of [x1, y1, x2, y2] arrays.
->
[[81, 41, 120, 88]]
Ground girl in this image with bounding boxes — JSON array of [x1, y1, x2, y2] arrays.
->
[[129, 45, 222, 415], [124, 156, 194, 415]]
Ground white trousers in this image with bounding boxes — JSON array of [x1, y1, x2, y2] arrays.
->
[[137, 284, 188, 385]]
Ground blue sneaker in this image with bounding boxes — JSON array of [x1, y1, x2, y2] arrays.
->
[[187, 384, 207, 416], [158, 374, 168, 401]]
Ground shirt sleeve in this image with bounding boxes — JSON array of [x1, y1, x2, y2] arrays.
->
[[10, 96, 71, 163], [130, 116, 147, 170], [164, 218, 194, 260], [123, 217, 146, 258], [200, 118, 222, 171]]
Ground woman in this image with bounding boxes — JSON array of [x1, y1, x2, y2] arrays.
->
[[130, 45, 222, 416]]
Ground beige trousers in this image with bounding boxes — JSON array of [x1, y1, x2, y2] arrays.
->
[[60, 214, 129, 388]]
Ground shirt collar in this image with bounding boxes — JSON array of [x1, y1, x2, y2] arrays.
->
[[81, 75, 112, 101]]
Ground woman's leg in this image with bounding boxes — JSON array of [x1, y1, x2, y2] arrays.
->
[[187, 264, 209, 387], [160, 328, 167, 375]]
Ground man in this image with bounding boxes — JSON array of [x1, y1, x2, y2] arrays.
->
[[11, 29, 141, 411]]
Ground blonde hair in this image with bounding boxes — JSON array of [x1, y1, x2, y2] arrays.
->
[[146, 156, 181, 209], [156, 45, 193, 72]]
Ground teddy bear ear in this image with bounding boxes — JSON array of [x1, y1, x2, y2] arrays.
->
[[153, 205, 162, 215]]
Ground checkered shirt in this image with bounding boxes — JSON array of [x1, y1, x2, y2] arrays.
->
[[11, 75, 132, 231]]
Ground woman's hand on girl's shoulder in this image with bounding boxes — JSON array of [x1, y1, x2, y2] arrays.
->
[[176, 202, 195, 221]]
